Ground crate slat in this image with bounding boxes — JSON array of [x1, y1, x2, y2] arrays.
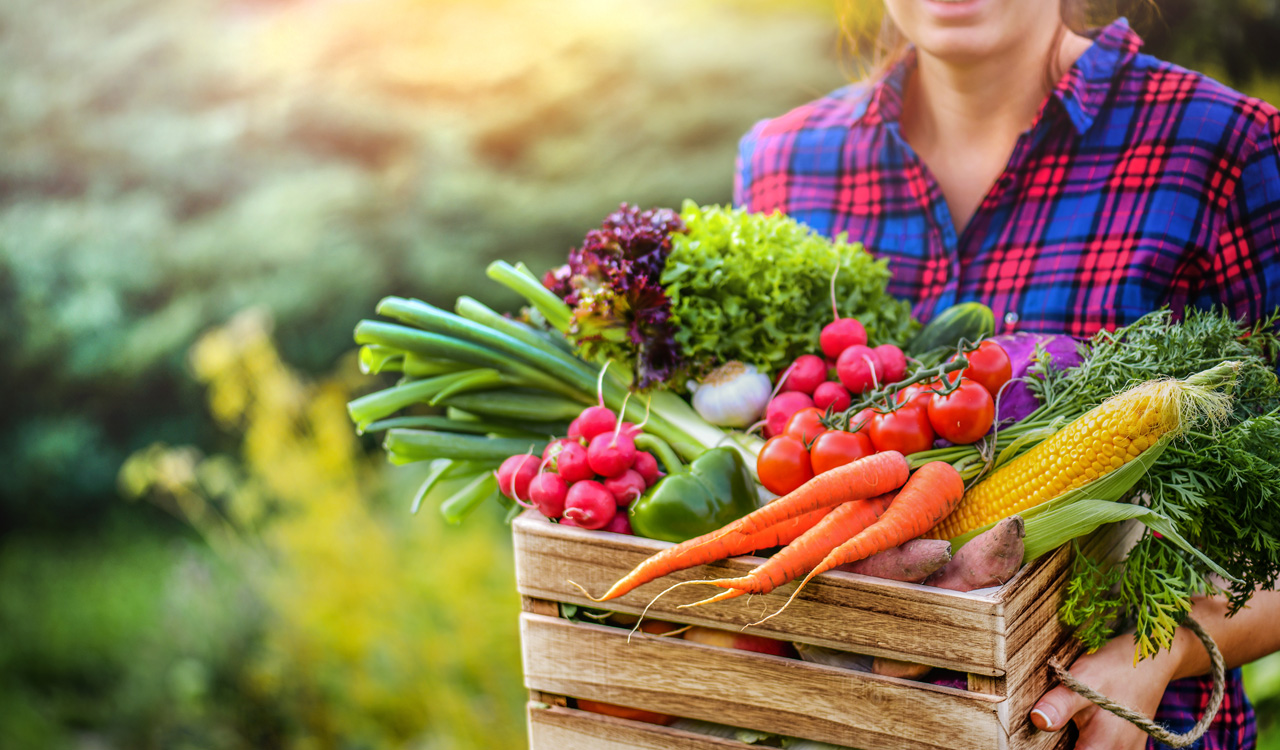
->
[[521, 612, 1003, 750], [528, 703, 755, 750], [514, 511, 1007, 675]]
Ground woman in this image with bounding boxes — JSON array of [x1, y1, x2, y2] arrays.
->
[[735, 1, 1280, 748]]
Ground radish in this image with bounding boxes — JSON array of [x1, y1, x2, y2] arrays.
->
[[577, 405, 617, 441], [555, 441, 594, 483], [778, 354, 826, 395], [632, 451, 662, 487], [558, 516, 584, 528], [542, 438, 578, 463], [603, 513, 633, 535], [836, 344, 882, 394], [495, 454, 539, 501], [567, 417, 584, 441], [604, 470, 647, 507], [820, 265, 868, 358], [562, 480, 617, 530], [764, 391, 815, 438], [813, 381, 852, 412], [528, 472, 569, 518], [873, 344, 907, 383], [587, 430, 637, 478]]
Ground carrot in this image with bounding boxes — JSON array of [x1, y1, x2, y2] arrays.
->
[[681, 491, 897, 607], [572, 506, 836, 602], [710, 450, 909, 540], [754, 461, 965, 624]]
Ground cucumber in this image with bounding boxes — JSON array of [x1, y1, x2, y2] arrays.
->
[[906, 302, 995, 356]]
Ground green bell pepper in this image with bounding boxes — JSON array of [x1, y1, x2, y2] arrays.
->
[[628, 439, 759, 543]]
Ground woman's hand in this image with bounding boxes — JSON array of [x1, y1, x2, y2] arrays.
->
[[1029, 630, 1181, 750]]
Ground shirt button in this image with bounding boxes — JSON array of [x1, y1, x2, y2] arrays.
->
[[1004, 312, 1020, 326]]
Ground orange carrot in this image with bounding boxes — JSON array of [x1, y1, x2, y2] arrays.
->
[[682, 491, 897, 607], [713, 451, 909, 540], [756, 461, 965, 624], [574, 506, 836, 602]]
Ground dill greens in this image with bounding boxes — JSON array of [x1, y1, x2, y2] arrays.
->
[[1046, 310, 1280, 659]]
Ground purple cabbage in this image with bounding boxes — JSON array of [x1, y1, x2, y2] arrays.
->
[[990, 333, 1084, 424]]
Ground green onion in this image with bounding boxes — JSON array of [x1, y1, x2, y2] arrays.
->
[[440, 472, 500, 525], [384, 429, 548, 463]]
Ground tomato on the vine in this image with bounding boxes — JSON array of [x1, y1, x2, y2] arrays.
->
[[757, 435, 814, 495], [927, 377, 995, 444], [783, 407, 828, 445], [849, 407, 878, 432], [955, 341, 1012, 398], [809, 430, 874, 475], [867, 407, 935, 455], [893, 383, 937, 411]]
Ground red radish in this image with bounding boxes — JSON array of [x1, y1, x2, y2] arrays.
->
[[619, 422, 643, 439], [633, 452, 662, 487], [873, 344, 907, 383], [812, 381, 852, 412], [820, 318, 868, 359], [587, 430, 637, 478], [604, 470, 647, 507], [567, 417, 584, 441], [559, 516, 584, 528], [836, 345, 882, 394], [555, 442, 594, 483], [577, 405, 618, 441], [528, 472, 569, 518], [563, 480, 617, 530], [542, 438, 578, 463], [764, 391, 815, 438], [779, 355, 827, 395], [820, 264, 868, 359], [495, 454, 539, 501], [603, 513, 633, 535]]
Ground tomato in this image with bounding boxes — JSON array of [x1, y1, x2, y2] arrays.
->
[[757, 435, 814, 495], [783, 407, 828, 445], [809, 430, 875, 474], [849, 407, 878, 432], [956, 341, 1012, 398], [867, 406, 935, 455], [927, 377, 995, 444], [893, 383, 936, 411]]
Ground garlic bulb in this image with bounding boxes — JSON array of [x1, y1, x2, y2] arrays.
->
[[690, 361, 772, 428]]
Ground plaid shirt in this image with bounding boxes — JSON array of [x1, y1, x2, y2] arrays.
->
[[735, 19, 1280, 338], [735, 18, 1266, 749]]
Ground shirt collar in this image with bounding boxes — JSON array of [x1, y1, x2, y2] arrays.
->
[[860, 17, 1143, 136]]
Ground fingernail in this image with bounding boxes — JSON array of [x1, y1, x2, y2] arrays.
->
[[1030, 707, 1058, 731]]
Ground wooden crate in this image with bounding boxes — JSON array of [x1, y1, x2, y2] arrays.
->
[[514, 509, 1141, 750]]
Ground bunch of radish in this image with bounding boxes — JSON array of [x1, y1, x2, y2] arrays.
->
[[495, 402, 662, 534], [763, 314, 909, 438]]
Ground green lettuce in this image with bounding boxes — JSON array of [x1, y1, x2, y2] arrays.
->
[[660, 202, 916, 378]]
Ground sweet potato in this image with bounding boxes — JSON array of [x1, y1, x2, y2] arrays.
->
[[870, 656, 932, 680], [925, 515, 1025, 591], [836, 538, 952, 582]]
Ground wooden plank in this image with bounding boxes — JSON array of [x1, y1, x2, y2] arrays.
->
[[521, 612, 1002, 750], [514, 511, 1006, 674], [529, 703, 754, 750]]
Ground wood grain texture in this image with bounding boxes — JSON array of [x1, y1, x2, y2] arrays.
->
[[528, 703, 753, 750], [521, 612, 1003, 750], [514, 511, 1007, 674]]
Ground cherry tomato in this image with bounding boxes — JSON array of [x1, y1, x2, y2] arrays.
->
[[809, 430, 875, 475], [757, 435, 814, 495], [783, 407, 828, 445], [867, 406, 935, 455], [955, 340, 1012, 398], [927, 377, 995, 444]]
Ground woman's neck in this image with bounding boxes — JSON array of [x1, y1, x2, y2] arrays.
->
[[900, 26, 1093, 234]]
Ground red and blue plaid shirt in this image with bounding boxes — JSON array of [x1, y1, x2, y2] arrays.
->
[[735, 18, 1267, 749], [735, 19, 1280, 340]]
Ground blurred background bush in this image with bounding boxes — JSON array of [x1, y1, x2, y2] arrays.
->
[[2, 0, 1279, 747]]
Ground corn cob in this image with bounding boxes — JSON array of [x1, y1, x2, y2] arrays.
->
[[930, 365, 1236, 541]]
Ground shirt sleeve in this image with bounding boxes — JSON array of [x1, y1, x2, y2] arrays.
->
[[1208, 107, 1280, 325], [732, 119, 769, 210]]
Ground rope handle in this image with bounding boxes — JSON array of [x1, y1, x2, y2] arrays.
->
[[1046, 616, 1225, 748]]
